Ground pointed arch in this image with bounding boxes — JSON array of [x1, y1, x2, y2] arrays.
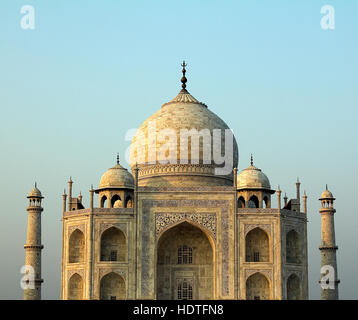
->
[[100, 272, 126, 300], [68, 229, 85, 263], [125, 196, 133, 208], [101, 195, 107, 208], [246, 272, 270, 300], [263, 196, 269, 208], [111, 194, 122, 208], [100, 227, 126, 262], [156, 221, 214, 300], [248, 195, 259, 208], [68, 273, 83, 300], [286, 230, 302, 264], [245, 227, 269, 262], [287, 273, 301, 300], [238, 196, 245, 208]]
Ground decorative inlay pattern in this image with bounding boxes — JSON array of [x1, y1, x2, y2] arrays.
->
[[141, 199, 231, 298], [68, 224, 85, 235], [99, 223, 127, 236], [244, 224, 271, 236], [285, 225, 303, 235], [98, 268, 126, 279], [155, 212, 217, 240], [67, 269, 84, 279], [245, 269, 272, 281]]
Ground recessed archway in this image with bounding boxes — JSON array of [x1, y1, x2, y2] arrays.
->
[[287, 273, 301, 300], [286, 230, 302, 264], [100, 272, 126, 300], [245, 227, 269, 262], [100, 227, 126, 262], [68, 273, 83, 300], [156, 221, 214, 300], [68, 229, 85, 263], [246, 272, 270, 300]]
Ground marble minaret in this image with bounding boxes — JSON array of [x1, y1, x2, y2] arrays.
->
[[319, 186, 339, 300], [24, 184, 44, 300]]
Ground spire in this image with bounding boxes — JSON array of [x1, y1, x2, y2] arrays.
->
[[180, 61, 188, 93], [250, 154, 253, 166], [326, 184, 328, 190]]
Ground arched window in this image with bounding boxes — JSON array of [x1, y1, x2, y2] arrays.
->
[[125, 196, 133, 208], [101, 196, 107, 208], [68, 273, 83, 300], [111, 194, 122, 208], [246, 272, 270, 300], [177, 278, 193, 300], [100, 272, 126, 300], [286, 230, 302, 264], [248, 195, 259, 208], [287, 274, 301, 300], [177, 245, 193, 264], [245, 227, 269, 262], [238, 196, 245, 208], [100, 227, 126, 262], [68, 229, 85, 263], [263, 196, 269, 208]]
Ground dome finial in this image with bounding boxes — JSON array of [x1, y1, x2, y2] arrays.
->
[[250, 154, 253, 166], [117, 153, 120, 165], [180, 61, 188, 93]]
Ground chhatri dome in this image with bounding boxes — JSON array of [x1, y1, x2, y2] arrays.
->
[[237, 155, 271, 190], [130, 61, 238, 187], [28, 183, 42, 198], [99, 154, 134, 189], [319, 185, 335, 200]]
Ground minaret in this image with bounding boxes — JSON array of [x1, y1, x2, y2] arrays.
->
[[319, 185, 339, 300], [23, 183, 44, 300]]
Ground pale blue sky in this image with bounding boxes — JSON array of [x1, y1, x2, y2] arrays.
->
[[0, 0, 357, 299]]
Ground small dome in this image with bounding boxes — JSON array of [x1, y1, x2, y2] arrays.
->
[[320, 186, 334, 200], [99, 162, 134, 189], [237, 163, 271, 190], [28, 184, 42, 198]]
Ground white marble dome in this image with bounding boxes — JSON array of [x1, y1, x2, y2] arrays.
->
[[99, 162, 134, 189], [28, 184, 42, 197], [129, 89, 238, 186], [237, 163, 271, 190]]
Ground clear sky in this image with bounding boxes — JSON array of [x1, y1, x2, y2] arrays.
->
[[0, 0, 357, 299]]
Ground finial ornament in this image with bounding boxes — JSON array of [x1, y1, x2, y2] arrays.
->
[[180, 61, 188, 93], [117, 153, 120, 165], [326, 184, 328, 190], [250, 154, 253, 166], [35, 182, 37, 188]]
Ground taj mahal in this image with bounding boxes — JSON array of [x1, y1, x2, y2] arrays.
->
[[23, 63, 340, 300]]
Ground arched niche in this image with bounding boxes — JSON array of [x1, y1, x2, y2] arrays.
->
[[245, 227, 269, 262], [68, 273, 83, 300], [246, 272, 270, 300], [156, 221, 214, 300], [100, 272, 126, 300], [68, 229, 85, 263], [100, 227, 126, 262]]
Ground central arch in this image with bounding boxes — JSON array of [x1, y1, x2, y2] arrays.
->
[[156, 221, 214, 300]]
